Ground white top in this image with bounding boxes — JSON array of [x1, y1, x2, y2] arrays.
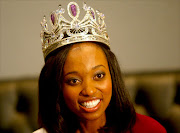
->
[[33, 128, 47, 133]]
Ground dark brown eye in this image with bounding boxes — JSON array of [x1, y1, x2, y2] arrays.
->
[[71, 79, 78, 83], [94, 72, 105, 80], [97, 74, 103, 78], [67, 78, 80, 85]]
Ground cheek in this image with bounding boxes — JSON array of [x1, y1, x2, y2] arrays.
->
[[97, 76, 112, 99], [104, 81, 112, 102], [101, 80, 112, 95], [62, 86, 79, 110], [103, 74, 112, 93]]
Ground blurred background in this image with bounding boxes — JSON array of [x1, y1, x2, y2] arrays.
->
[[0, 0, 180, 132]]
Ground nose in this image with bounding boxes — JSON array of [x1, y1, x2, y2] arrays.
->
[[80, 80, 97, 96]]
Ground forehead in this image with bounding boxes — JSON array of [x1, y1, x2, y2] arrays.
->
[[64, 42, 108, 71], [69, 42, 102, 52]]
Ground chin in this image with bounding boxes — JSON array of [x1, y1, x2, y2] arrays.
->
[[79, 111, 105, 121]]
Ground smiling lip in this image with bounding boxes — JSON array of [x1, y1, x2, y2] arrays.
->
[[79, 99, 101, 113]]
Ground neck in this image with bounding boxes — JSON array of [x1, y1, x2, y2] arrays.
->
[[76, 113, 106, 133]]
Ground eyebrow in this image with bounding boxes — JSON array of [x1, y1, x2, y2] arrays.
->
[[64, 65, 106, 77], [92, 65, 106, 70], [64, 71, 78, 77]]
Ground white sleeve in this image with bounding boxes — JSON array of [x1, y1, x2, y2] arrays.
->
[[33, 128, 47, 133]]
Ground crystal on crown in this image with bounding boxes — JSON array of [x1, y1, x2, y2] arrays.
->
[[40, 2, 110, 59]]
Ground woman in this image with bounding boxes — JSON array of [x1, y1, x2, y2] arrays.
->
[[34, 2, 166, 133]]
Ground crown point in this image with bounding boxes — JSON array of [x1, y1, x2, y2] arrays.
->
[[83, 2, 87, 10], [70, 4, 77, 17], [56, 7, 65, 14], [96, 10, 105, 19]]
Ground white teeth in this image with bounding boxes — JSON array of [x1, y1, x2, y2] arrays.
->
[[81, 99, 100, 108]]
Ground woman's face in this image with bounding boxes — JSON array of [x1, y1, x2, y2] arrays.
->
[[62, 42, 112, 121]]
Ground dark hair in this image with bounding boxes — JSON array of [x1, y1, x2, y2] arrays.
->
[[38, 42, 136, 133]]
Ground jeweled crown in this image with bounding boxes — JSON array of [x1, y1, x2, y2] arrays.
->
[[40, 2, 110, 59]]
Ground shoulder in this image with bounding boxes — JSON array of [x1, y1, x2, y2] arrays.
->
[[131, 113, 167, 133], [33, 128, 47, 133]]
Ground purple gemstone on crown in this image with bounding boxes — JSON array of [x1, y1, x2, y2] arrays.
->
[[91, 10, 95, 19], [51, 13, 55, 25], [70, 4, 77, 17]]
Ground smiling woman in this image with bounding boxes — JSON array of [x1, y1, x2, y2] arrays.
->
[[35, 41, 167, 133], [62, 43, 112, 125], [34, 1, 166, 133], [37, 41, 136, 133]]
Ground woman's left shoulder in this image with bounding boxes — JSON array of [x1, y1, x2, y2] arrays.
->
[[131, 113, 167, 133]]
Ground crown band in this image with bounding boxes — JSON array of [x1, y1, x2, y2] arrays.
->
[[40, 2, 110, 59]]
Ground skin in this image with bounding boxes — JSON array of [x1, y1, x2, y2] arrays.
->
[[62, 42, 112, 133]]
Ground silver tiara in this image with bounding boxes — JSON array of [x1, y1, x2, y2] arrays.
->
[[40, 2, 110, 58]]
